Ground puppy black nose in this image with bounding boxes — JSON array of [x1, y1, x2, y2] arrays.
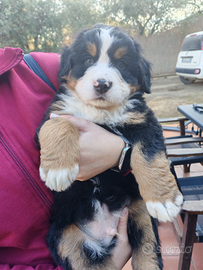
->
[[94, 79, 112, 94]]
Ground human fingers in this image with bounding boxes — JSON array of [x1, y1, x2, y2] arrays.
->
[[117, 208, 129, 236], [111, 208, 132, 269], [50, 113, 125, 181], [50, 113, 91, 132]]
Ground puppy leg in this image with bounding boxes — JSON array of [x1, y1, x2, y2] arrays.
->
[[39, 117, 80, 191], [129, 200, 163, 270], [131, 143, 183, 222], [56, 224, 117, 270]]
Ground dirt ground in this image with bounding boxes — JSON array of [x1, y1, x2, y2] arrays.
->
[[145, 75, 203, 119]]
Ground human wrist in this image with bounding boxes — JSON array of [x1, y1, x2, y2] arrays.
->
[[112, 135, 132, 173], [112, 136, 125, 168]]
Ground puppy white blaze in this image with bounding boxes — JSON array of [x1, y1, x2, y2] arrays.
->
[[98, 28, 114, 64]]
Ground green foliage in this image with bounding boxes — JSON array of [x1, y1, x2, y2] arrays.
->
[[0, 0, 27, 50], [0, 0, 64, 52], [100, 0, 189, 36], [60, 0, 101, 33], [0, 0, 202, 52], [0, 0, 100, 52]]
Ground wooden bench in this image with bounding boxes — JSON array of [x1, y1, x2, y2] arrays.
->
[[159, 116, 190, 136], [171, 176, 203, 270], [159, 117, 203, 269], [159, 117, 203, 172]]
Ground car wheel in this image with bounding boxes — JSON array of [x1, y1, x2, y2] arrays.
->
[[179, 76, 195, 85]]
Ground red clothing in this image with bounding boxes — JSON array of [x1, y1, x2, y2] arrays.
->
[[0, 47, 61, 269]]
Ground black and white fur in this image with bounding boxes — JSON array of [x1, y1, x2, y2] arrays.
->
[[36, 24, 183, 270]]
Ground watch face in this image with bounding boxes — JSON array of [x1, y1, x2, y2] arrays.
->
[[120, 146, 132, 172]]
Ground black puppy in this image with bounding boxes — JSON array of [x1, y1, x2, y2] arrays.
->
[[37, 24, 183, 270]]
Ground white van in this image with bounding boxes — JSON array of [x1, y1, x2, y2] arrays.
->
[[176, 31, 203, 84]]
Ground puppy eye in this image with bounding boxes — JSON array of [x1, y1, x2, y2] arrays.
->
[[85, 57, 94, 66], [117, 61, 125, 69]]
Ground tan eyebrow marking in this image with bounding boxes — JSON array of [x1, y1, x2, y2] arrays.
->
[[114, 47, 128, 59], [87, 42, 97, 57]]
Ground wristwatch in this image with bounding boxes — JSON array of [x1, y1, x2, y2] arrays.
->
[[118, 136, 132, 172], [108, 126, 132, 173]]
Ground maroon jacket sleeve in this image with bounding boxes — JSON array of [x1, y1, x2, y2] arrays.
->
[[0, 265, 63, 270], [0, 48, 60, 267]]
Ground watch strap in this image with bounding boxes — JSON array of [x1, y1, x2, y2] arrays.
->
[[108, 126, 132, 173]]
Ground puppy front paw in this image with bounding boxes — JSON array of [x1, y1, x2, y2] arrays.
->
[[131, 145, 183, 222], [146, 191, 183, 222], [40, 165, 79, 191], [38, 117, 80, 192]]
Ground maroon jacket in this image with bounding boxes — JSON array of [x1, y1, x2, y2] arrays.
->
[[0, 47, 62, 269]]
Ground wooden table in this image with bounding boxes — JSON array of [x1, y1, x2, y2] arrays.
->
[[176, 104, 203, 270], [178, 104, 203, 132]]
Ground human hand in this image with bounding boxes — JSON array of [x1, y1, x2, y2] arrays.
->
[[51, 114, 125, 180], [111, 208, 132, 269]]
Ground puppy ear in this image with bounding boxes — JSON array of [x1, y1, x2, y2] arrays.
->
[[58, 45, 72, 83], [132, 38, 152, 94], [139, 57, 152, 94]]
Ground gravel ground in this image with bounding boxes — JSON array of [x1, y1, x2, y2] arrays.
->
[[145, 75, 203, 119]]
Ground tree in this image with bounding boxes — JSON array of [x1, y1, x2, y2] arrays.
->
[[99, 0, 191, 36], [0, 0, 100, 52], [1, 0, 202, 51], [0, 0, 28, 50], [181, 0, 203, 17], [0, 0, 64, 52], [60, 0, 101, 33]]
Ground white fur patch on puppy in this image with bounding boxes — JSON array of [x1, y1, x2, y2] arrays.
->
[[146, 194, 183, 222], [39, 165, 79, 191]]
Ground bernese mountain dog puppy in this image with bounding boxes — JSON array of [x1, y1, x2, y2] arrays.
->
[[36, 24, 183, 270]]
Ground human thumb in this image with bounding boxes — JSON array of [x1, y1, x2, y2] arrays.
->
[[117, 208, 128, 236]]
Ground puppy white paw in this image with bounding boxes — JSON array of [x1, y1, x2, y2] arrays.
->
[[39, 165, 79, 192], [146, 194, 183, 222]]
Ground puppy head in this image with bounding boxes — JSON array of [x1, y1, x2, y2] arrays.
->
[[59, 24, 151, 109]]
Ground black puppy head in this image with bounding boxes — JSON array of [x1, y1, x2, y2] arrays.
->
[[58, 25, 151, 108]]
